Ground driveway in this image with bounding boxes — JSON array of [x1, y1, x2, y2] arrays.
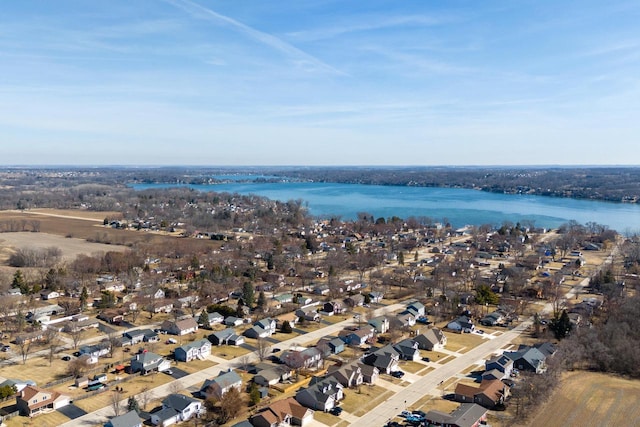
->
[[58, 404, 87, 420]]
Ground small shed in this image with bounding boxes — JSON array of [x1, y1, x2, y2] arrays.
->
[[75, 377, 89, 388]]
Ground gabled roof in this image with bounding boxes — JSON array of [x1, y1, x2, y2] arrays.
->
[[176, 339, 210, 353], [202, 370, 242, 393], [162, 393, 199, 411], [108, 410, 142, 427]]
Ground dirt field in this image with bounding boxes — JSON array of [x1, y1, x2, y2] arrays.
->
[[524, 371, 640, 427]]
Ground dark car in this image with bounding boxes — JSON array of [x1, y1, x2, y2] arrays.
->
[[330, 406, 343, 415], [391, 371, 405, 378], [61, 355, 71, 361], [421, 356, 430, 362], [272, 347, 281, 353]]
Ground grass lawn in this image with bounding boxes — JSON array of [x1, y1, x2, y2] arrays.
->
[[0, 354, 75, 386], [521, 371, 640, 427], [314, 410, 339, 426], [324, 315, 350, 324], [4, 408, 72, 427], [443, 331, 485, 353], [422, 350, 448, 362], [399, 360, 424, 374], [341, 385, 393, 417], [438, 355, 456, 364], [211, 345, 251, 359], [175, 358, 215, 374]]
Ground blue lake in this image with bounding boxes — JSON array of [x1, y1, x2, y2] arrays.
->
[[131, 181, 640, 232]]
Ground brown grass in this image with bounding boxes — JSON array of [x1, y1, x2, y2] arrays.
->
[[341, 384, 393, 417], [443, 331, 485, 353], [399, 360, 424, 374], [523, 371, 640, 427]]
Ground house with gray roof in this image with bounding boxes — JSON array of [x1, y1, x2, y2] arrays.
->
[[200, 369, 243, 399], [150, 394, 201, 426], [414, 327, 447, 351], [368, 316, 389, 334], [424, 403, 488, 427], [393, 338, 420, 361], [244, 318, 277, 339], [362, 345, 399, 374], [485, 354, 514, 378], [130, 350, 171, 374], [105, 410, 142, 427], [174, 339, 211, 362], [504, 346, 548, 374], [295, 377, 344, 412], [208, 328, 245, 346]]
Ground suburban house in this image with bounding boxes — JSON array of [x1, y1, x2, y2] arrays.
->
[[273, 293, 294, 304], [368, 316, 390, 334], [150, 394, 202, 426], [313, 285, 330, 296], [244, 318, 277, 338], [316, 336, 345, 355], [504, 345, 550, 374], [405, 301, 426, 317], [205, 311, 224, 326], [250, 397, 314, 427], [79, 340, 111, 358], [414, 327, 447, 351], [224, 316, 244, 327], [161, 318, 198, 336], [254, 365, 293, 387], [344, 294, 365, 307], [358, 362, 380, 384], [62, 318, 99, 332], [447, 316, 475, 332], [362, 345, 400, 374], [39, 289, 60, 300], [130, 350, 171, 374], [122, 329, 159, 346], [484, 355, 514, 378], [174, 339, 211, 362], [16, 385, 70, 416], [391, 311, 416, 328], [393, 338, 420, 361], [295, 377, 344, 412], [280, 347, 323, 370], [149, 300, 174, 314], [480, 311, 505, 326], [208, 328, 245, 346], [277, 312, 299, 329], [200, 370, 243, 399], [326, 362, 363, 388], [14, 331, 45, 345], [339, 325, 375, 346], [368, 291, 384, 303], [454, 379, 509, 408], [295, 307, 320, 322], [105, 410, 143, 427], [322, 301, 344, 315], [98, 310, 125, 324], [424, 403, 488, 427]]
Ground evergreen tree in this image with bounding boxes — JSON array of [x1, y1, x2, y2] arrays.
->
[[80, 286, 89, 310], [256, 291, 267, 310], [127, 395, 140, 412], [550, 309, 572, 339], [242, 282, 255, 307], [281, 320, 293, 333], [248, 382, 261, 406], [198, 310, 210, 328], [12, 270, 28, 295], [398, 251, 405, 265]]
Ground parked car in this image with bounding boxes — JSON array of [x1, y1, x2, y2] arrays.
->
[[421, 356, 430, 362], [391, 371, 405, 378], [330, 406, 343, 416], [1, 345, 10, 352], [164, 369, 174, 375], [61, 355, 71, 361], [272, 347, 281, 353], [166, 338, 177, 344]]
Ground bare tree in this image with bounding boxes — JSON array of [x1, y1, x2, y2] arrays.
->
[[255, 337, 270, 362], [107, 333, 121, 358], [17, 340, 31, 364], [68, 324, 86, 349], [140, 386, 153, 411], [111, 387, 124, 416]]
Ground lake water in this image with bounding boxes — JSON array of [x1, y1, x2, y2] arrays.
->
[[131, 181, 640, 232]]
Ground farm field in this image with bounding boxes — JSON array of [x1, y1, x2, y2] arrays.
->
[[523, 371, 640, 427]]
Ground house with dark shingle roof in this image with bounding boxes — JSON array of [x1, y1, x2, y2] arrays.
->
[[295, 377, 344, 412], [362, 345, 399, 374], [208, 328, 245, 346], [150, 394, 201, 426], [414, 327, 447, 351]]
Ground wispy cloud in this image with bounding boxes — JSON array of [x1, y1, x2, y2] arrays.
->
[[287, 14, 454, 42], [164, 0, 344, 75]]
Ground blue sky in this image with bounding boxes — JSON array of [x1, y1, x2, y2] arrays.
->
[[1, 0, 639, 166]]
